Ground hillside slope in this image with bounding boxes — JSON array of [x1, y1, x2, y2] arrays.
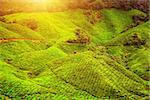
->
[[0, 8, 149, 99]]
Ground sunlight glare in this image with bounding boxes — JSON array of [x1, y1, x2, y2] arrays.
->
[[32, 0, 48, 3]]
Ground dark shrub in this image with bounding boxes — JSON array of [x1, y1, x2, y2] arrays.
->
[[131, 0, 149, 13], [124, 33, 146, 47], [132, 15, 149, 25], [84, 10, 102, 24], [67, 29, 91, 44], [111, 0, 149, 13], [25, 19, 38, 30], [0, 16, 6, 22]]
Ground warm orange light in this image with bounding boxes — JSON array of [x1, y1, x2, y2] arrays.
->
[[32, 0, 48, 3]]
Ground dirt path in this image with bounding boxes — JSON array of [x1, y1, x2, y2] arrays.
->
[[0, 38, 41, 43]]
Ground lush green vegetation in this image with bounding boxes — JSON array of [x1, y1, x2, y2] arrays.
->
[[0, 8, 149, 99]]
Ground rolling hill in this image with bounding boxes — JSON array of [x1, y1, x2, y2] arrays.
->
[[0, 8, 149, 99]]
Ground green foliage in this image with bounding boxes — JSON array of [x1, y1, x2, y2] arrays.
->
[[0, 8, 149, 99], [49, 52, 147, 99], [105, 21, 150, 46]]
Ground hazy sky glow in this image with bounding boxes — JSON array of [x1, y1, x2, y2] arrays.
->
[[0, 0, 49, 3], [32, 0, 48, 3]]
